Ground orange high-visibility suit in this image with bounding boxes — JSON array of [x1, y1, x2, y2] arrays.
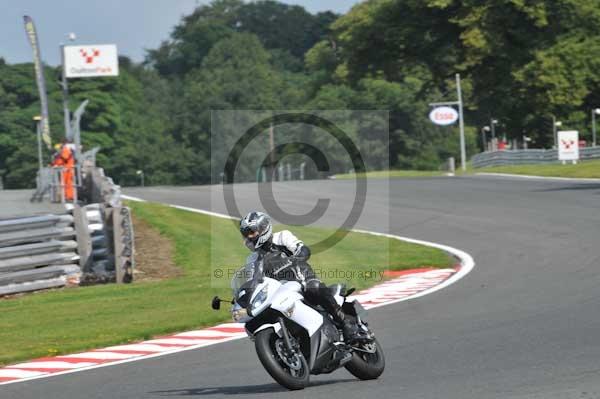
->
[[58, 145, 75, 201]]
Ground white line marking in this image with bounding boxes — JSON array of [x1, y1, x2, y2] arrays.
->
[[210, 323, 245, 329], [120, 194, 147, 202], [6, 361, 97, 370], [174, 330, 242, 338], [475, 172, 600, 182], [144, 338, 231, 346], [101, 344, 177, 353], [169, 204, 238, 220], [61, 352, 134, 360], [0, 369, 48, 378], [351, 229, 475, 309]]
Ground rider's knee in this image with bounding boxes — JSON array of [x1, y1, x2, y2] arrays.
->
[[305, 278, 326, 299]]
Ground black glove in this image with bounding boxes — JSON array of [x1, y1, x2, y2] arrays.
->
[[292, 245, 311, 262], [263, 251, 288, 269]]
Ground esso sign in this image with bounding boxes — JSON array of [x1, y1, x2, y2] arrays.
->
[[429, 107, 459, 126]]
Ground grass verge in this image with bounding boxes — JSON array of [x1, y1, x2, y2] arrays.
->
[[476, 159, 600, 178], [0, 202, 453, 366]]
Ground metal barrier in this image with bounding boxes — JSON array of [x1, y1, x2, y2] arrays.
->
[[85, 167, 122, 207], [0, 200, 134, 295], [0, 213, 81, 296], [257, 162, 307, 182], [471, 147, 600, 168], [31, 166, 82, 203], [5, 157, 134, 295], [78, 165, 132, 284]]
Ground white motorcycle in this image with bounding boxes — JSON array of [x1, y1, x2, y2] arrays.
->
[[212, 252, 385, 390]]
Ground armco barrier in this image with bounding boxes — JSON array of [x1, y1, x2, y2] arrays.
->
[[0, 201, 134, 295], [85, 167, 121, 207], [4, 147, 134, 296], [471, 147, 600, 168], [1, 163, 135, 296], [0, 213, 81, 295], [79, 164, 133, 284]]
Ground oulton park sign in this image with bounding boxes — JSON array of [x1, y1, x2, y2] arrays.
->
[[63, 44, 119, 78], [429, 106, 459, 126]]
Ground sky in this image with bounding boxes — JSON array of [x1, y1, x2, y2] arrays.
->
[[1, 0, 359, 66]]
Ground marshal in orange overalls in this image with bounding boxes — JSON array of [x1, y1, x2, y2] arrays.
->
[[58, 144, 75, 201]]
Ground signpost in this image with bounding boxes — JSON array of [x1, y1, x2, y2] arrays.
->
[[558, 131, 579, 164], [429, 74, 466, 171], [63, 44, 119, 78], [60, 43, 119, 139]]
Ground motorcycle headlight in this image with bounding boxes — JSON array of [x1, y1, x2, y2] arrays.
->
[[250, 287, 268, 312]]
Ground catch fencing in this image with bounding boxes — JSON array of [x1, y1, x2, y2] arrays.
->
[[471, 147, 600, 168]]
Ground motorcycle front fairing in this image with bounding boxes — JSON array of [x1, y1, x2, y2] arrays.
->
[[241, 279, 323, 337], [230, 253, 350, 373]]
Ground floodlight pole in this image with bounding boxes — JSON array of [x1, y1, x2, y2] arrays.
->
[[269, 123, 275, 181], [592, 108, 599, 147], [60, 43, 71, 140], [456, 74, 466, 171], [34, 116, 43, 172]]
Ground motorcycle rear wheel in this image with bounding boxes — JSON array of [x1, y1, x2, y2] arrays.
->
[[255, 328, 310, 390]]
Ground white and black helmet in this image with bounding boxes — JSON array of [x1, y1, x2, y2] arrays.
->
[[240, 211, 273, 250]]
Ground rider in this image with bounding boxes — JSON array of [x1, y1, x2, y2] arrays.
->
[[239, 211, 368, 343]]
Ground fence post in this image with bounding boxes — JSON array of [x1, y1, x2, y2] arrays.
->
[[447, 157, 456, 176], [73, 205, 93, 273], [112, 206, 134, 284]]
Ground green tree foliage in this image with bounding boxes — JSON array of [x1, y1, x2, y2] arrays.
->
[[0, 63, 62, 188], [0, 60, 191, 188], [324, 0, 600, 148], [2, 0, 598, 188], [146, 0, 336, 77]]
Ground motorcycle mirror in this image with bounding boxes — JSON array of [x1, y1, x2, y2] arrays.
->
[[211, 296, 221, 310], [345, 287, 356, 297]]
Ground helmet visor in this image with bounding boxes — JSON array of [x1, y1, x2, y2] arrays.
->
[[241, 225, 259, 239]]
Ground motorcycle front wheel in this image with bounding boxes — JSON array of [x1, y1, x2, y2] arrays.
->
[[345, 338, 385, 380], [255, 328, 310, 390]]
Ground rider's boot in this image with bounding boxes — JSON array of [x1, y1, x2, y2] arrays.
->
[[320, 291, 370, 343]]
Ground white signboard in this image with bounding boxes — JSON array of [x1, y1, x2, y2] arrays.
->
[[429, 106, 459, 126], [64, 44, 119, 78], [558, 130, 579, 161]]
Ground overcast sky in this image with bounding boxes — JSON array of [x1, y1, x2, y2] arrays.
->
[[1, 0, 359, 66]]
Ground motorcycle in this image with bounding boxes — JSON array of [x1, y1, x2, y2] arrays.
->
[[212, 252, 385, 390]]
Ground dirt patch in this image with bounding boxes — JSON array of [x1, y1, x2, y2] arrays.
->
[[132, 213, 183, 282]]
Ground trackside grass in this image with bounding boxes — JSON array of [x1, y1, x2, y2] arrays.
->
[[476, 159, 600, 178], [0, 202, 452, 366]]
